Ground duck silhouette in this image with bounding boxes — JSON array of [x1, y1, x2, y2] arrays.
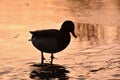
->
[[29, 20, 77, 64]]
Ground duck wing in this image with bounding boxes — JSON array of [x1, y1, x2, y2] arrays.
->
[[31, 29, 59, 39]]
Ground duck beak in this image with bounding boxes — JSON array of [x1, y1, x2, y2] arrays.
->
[[71, 31, 77, 38]]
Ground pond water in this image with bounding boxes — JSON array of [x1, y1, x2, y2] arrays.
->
[[0, 0, 120, 80]]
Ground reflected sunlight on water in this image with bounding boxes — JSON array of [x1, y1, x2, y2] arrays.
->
[[0, 0, 120, 80]]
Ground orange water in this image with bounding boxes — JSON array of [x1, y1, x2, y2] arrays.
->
[[0, 0, 120, 80]]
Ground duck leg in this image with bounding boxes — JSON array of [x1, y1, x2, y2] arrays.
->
[[41, 51, 45, 65], [50, 53, 54, 64]]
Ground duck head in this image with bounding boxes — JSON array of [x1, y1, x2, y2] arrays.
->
[[60, 20, 77, 38]]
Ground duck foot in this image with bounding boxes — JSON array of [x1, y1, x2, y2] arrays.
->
[[50, 53, 54, 64]]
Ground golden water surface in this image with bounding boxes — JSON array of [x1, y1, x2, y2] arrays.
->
[[0, 0, 120, 80]]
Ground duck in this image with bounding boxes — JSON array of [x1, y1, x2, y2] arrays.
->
[[29, 20, 77, 64]]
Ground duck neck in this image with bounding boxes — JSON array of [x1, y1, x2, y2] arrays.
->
[[60, 27, 69, 33], [60, 30, 69, 35]]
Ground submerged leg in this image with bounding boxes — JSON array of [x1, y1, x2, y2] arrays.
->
[[50, 53, 54, 64], [41, 51, 45, 65]]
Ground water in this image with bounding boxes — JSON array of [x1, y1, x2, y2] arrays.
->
[[0, 0, 120, 80], [1, 0, 120, 26], [1, 0, 120, 43]]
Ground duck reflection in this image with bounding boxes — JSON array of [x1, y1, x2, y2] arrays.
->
[[30, 63, 69, 80]]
